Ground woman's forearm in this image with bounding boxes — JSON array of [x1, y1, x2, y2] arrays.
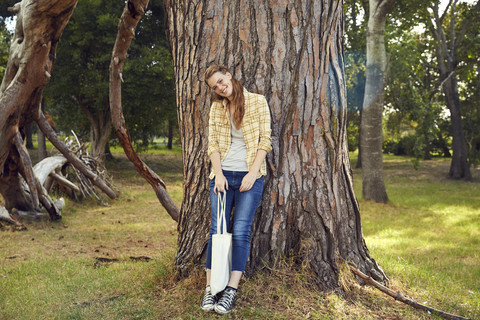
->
[[249, 149, 267, 175], [209, 152, 223, 176]]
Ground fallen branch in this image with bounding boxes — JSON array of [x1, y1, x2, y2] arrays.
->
[[35, 112, 116, 200], [33, 156, 67, 186], [349, 265, 472, 320], [49, 172, 80, 193]]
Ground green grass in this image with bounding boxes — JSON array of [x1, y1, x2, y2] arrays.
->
[[352, 153, 480, 319], [0, 149, 478, 319]]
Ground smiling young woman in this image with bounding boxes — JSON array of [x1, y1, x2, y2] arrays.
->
[[200, 65, 272, 314]]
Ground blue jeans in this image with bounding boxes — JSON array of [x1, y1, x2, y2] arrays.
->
[[205, 170, 264, 272]]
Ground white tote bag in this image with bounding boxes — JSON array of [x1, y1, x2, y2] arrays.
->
[[210, 192, 232, 295]]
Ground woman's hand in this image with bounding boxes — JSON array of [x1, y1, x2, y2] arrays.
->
[[214, 174, 228, 194], [240, 172, 257, 192]]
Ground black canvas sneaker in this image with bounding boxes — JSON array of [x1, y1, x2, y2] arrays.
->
[[200, 285, 217, 311], [214, 286, 237, 314]]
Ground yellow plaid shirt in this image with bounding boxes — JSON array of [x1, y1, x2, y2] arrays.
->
[[208, 89, 272, 179]]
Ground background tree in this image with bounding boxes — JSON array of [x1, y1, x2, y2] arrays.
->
[[446, 1, 480, 168], [359, 0, 397, 203], [344, 0, 367, 168], [109, 0, 179, 222], [43, 0, 120, 163], [164, 0, 387, 288], [384, 31, 446, 161], [0, 24, 9, 86], [121, 0, 177, 151], [44, 0, 177, 162], [424, 0, 479, 180]]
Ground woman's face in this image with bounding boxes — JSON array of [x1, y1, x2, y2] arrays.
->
[[206, 71, 233, 99]]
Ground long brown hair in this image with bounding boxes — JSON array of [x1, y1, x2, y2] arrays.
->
[[205, 65, 245, 129]]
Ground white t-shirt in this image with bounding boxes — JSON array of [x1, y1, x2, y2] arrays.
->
[[221, 116, 248, 172]]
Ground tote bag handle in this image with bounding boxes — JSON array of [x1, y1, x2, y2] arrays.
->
[[216, 192, 227, 234]]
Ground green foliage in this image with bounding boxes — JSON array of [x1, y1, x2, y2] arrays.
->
[[345, 0, 479, 166], [43, 0, 177, 149], [344, 0, 367, 152], [44, 0, 121, 139], [0, 23, 10, 84], [0, 2, 14, 85], [122, 2, 178, 151], [456, 3, 480, 166]]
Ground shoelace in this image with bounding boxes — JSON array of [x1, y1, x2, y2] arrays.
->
[[217, 289, 236, 309], [202, 289, 215, 305]]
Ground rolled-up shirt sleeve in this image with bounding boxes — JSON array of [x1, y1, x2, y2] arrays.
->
[[207, 103, 220, 156], [257, 96, 272, 153]]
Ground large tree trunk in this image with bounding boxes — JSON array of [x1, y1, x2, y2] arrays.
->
[[165, 0, 387, 288], [0, 0, 78, 219], [359, 0, 396, 203]]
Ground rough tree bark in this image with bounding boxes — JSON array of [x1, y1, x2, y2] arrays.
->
[[164, 0, 387, 288], [359, 0, 397, 203], [0, 0, 115, 221], [427, 0, 478, 180], [109, 0, 179, 222], [0, 0, 78, 219]]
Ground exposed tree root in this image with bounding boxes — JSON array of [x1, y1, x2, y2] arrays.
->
[[349, 265, 472, 320]]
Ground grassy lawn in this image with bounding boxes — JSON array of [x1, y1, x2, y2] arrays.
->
[[351, 154, 480, 319], [0, 148, 478, 319]]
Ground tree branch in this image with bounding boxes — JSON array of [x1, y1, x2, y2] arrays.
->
[[440, 0, 454, 24], [350, 266, 472, 320], [449, 0, 458, 58], [36, 178, 62, 220], [35, 111, 116, 199], [109, 0, 180, 222], [13, 130, 40, 210], [375, 0, 398, 18]]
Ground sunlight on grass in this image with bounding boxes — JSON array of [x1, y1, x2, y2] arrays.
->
[[352, 154, 480, 319], [1, 150, 479, 319]]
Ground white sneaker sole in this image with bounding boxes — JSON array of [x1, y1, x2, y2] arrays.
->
[[214, 305, 232, 314], [201, 304, 215, 312]]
